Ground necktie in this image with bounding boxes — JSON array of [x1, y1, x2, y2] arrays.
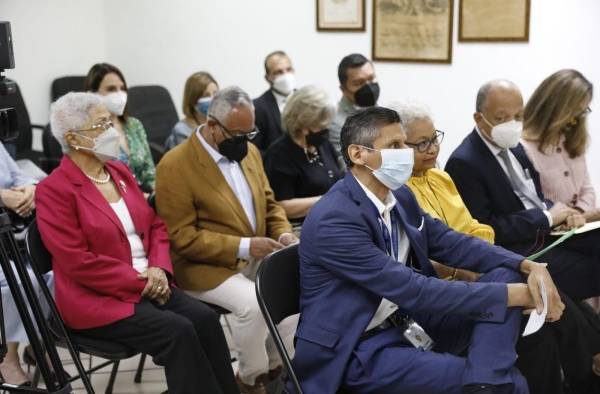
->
[[498, 149, 545, 209]]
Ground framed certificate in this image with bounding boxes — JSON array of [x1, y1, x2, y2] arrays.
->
[[459, 0, 530, 42], [317, 0, 366, 32], [372, 0, 454, 63]]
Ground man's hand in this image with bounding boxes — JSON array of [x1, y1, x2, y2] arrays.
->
[[549, 202, 579, 227], [12, 185, 36, 217], [520, 260, 564, 322], [250, 237, 284, 260], [138, 267, 170, 301], [279, 233, 299, 246]]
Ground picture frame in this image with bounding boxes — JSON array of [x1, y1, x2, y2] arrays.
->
[[316, 0, 366, 32], [459, 0, 530, 42], [372, 0, 454, 63]]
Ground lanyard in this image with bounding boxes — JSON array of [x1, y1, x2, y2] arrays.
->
[[380, 210, 399, 261]]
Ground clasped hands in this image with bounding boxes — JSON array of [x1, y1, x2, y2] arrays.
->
[[549, 202, 586, 231], [1, 185, 36, 217], [508, 260, 564, 322], [138, 267, 171, 305]]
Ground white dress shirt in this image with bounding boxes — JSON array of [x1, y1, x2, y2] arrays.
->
[[475, 127, 553, 227], [354, 176, 410, 331], [110, 198, 149, 273], [197, 128, 256, 259], [272, 90, 288, 113]]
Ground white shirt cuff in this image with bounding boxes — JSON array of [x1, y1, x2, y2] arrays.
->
[[543, 210, 553, 228], [237, 237, 251, 260]]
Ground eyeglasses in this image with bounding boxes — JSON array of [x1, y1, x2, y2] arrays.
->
[[209, 115, 259, 141], [405, 130, 445, 153], [73, 118, 114, 134]]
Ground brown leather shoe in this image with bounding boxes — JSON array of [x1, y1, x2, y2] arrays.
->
[[268, 365, 283, 381], [236, 373, 268, 394]]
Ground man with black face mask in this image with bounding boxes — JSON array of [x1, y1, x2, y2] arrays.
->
[[155, 86, 297, 394], [329, 53, 380, 166]]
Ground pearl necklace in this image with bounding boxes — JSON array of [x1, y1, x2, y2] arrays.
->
[[85, 170, 111, 184]]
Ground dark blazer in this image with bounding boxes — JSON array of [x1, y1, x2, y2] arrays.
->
[[35, 156, 173, 330], [252, 89, 283, 151], [293, 172, 524, 393], [445, 129, 553, 251]]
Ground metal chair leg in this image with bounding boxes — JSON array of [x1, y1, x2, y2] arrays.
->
[[104, 360, 120, 394], [134, 354, 146, 383]]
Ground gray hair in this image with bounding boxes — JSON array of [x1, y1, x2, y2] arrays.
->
[[50, 92, 104, 153], [387, 100, 432, 135], [282, 85, 335, 138], [476, 79, 520, 112], [340, 107, 401, 167], [207, 86, 254, 122]]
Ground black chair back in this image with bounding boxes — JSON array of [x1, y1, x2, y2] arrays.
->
[[256, 244, 303, 393], [51, 76, 86, 101], [41, 124, 63, 173], [25, 219, 53, 275], [127, 85, 178, 164]]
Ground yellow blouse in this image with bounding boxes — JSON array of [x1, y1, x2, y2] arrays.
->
[[407, 168, 495, 244]]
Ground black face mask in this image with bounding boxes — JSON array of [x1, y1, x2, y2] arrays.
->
[[354, 82, 380, 108], [218, 135, 248, 162], [305, 129, 329, 147]]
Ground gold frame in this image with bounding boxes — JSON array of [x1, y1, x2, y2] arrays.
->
[[459, 0, 530, 42], [316, 0, 366, 32], [372, 0, 454, 64]]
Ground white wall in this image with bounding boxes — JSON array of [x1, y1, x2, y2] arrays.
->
[[0, 0, 106, 124], [3, 0, 600, 191]]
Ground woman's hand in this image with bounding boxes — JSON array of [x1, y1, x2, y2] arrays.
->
[[138, 267, 171, 302], [12, 185, 36, 217]]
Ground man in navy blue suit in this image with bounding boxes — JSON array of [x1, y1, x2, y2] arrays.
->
[[293, 107, 564, 394], [445, 80, 600, 302]]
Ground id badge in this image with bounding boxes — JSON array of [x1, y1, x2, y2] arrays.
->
[[403, 319, 435, 351]]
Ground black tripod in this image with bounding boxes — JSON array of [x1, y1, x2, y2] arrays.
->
[[0, 202, 74, 393]]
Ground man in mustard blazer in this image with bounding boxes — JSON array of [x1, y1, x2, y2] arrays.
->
[[156, 86, 295, 394]]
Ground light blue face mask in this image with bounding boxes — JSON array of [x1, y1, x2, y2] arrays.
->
[[196, 97, 212, 116], [361, 146, 414, 190]]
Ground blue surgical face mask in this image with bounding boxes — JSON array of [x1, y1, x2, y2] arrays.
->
[[196, 97, 212, 116], [361, 146, 414, 190]]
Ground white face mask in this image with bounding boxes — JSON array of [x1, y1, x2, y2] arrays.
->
[[73, 127, 121, 162], [481, 115, 523, 149], [102, 91, 128, 116], [361, 147, 414, 191], [271, 72, 295, 96]]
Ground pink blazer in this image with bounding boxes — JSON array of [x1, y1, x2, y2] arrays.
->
[[35, 156, 172, 330], [521, 137, 597, 212]]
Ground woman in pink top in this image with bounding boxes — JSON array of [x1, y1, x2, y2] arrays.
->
[[522, 69, 600, 222]]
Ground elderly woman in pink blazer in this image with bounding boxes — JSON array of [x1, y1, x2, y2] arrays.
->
[[35, 92, 237, 394], [522, 69, 599, 223]]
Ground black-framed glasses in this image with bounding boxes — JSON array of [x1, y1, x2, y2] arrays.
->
[[72, 118, 114, 134], [209, 115, 260, 141], [405, 130, 445, 153]]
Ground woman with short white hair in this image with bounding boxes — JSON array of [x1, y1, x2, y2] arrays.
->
[[264, 85, 343, 225], [36, 92, 238, 394]]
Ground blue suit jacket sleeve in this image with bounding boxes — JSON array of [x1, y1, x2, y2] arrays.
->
[[313, 207, 511, 323], [445, 156, 550, 245]]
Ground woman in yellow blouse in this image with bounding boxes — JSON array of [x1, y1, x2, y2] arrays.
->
[[390, 102, 493, 281]]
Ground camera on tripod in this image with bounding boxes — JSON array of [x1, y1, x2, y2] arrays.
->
[[0, 20, 19, 143]]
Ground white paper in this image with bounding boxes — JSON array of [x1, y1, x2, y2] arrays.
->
[[522, 279, 548, 337]]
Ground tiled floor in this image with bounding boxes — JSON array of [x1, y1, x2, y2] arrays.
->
[[21, 316, 240, 393]]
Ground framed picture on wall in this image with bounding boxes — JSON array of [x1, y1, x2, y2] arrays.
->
[[372, 0, 454, 63], [459, 0, 530, 42], [316, 0, 366, 31]]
